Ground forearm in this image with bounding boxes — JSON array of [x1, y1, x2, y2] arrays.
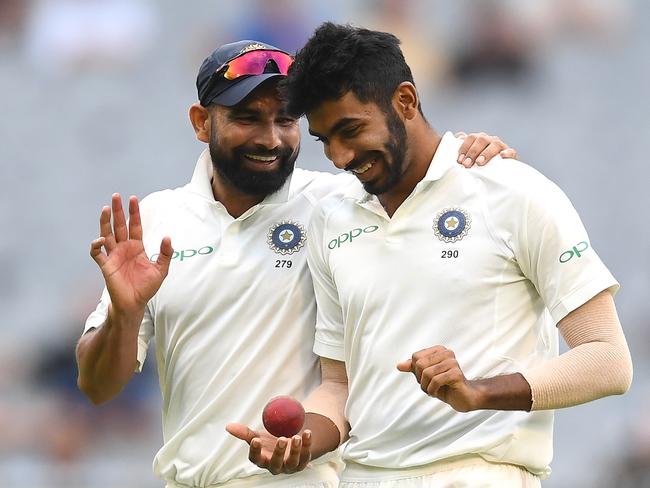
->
[[302, 359, 349, 459], [76, 304, 143, 404], [522, 340, 632, 410], [302, 412, 342, 459], [467, 345, 631, 411], [470, 293, 632, 412]]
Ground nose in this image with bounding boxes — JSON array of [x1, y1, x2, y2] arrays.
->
[[326, 139, 354, 170], [252, 123, 282, 150]]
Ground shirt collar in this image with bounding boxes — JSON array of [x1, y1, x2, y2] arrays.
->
[[262, 169, 293, 205], [421, 131, 462, 182], [187, 148, 293, 205], [187, 149, 215, 200]]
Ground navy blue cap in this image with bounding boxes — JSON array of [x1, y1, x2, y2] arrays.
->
[[196, 40, 290, 107]]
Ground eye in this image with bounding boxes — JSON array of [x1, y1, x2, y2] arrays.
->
[[233, 114, 257, 124], [277, 116, 297, 126], [341, 125, 361, 138]]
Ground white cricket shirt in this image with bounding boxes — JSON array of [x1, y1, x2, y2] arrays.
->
[[308, 132, 618, 479], [85, 150, 350, 487]]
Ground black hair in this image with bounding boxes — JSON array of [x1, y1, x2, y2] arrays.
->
[[283, 22, 423, 117]]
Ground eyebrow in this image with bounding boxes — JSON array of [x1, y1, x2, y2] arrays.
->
[[228, 106, 296, 120], [228, 107, 260, 117], [277, 110, 297, 119], [309, 117, 361, 139]]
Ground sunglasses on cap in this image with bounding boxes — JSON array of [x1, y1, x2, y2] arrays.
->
[[217, 49, 294, 80]]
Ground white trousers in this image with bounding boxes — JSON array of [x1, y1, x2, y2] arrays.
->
[[339, 456, 541, 488], [165, 460, 341, 488]]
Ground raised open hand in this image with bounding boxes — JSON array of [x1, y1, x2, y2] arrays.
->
[[90, 194, 173, 315]]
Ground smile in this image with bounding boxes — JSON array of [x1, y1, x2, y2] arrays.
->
[[244, 154, 278, 163], [352, 161, 374, 174]]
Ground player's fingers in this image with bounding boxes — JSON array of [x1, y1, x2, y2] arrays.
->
[[268, 437, 288, 475], [90, 237, 107, 267], [426, 368, 464, 400], [420, 359, 455, 393], [475, 139, 509, 166], [454, 131, 467, 139], [414, 348, 452, 382], [99, 206, 111, 237], [463, 133, 492, 166], [297, 430, 312, 470], [412, 351, 435, 380], [225, 423, 258, 444], [128, 196, 143, 241], [111, 193, 128, 242], [396, 359, 413, 372], [457, 134, 477, 164], [284, 435, 302, 472], [99, 206, 117, 253], [155, 237, 174, 276], [500, 148, 518, 160], [413, 356, 430, 382], [248, 437, 268, 468]]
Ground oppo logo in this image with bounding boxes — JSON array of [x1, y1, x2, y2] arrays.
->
[[328, 225, 379, 249], [150, 246, 215, 262], [559, 241, 590, 263]]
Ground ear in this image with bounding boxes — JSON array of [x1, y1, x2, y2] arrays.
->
[[189, 103, 211, 143], [392, 82, 419, 121]]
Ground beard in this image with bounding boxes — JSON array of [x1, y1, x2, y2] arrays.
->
[[209, 129, 299, 197], [359, 107, 407, 195]]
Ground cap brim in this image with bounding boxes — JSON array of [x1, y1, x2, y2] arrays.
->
[[211, 73, 285, 107]]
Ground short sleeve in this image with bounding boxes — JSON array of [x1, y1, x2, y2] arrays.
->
[[512, 175, 618, 323], [83, 287, 155, 373], [307, 205, 346, 361]]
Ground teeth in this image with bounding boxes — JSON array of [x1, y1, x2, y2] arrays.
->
[[245, 154, 277, 162], [352, 162, 373, 174]]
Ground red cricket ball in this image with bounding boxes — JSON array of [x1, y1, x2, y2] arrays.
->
[[262, 396, 305, 438]]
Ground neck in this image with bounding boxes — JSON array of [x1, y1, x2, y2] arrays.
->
[[211, 170, 266, 218], [378, 123, 441, 217]]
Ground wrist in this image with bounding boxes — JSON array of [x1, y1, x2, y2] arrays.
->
[[467, 374, 532, 411], [468, 379, 489, 411], [107, 303, 145, 330]]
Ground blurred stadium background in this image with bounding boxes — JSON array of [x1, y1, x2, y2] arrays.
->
[[0, 0, 648, 486]]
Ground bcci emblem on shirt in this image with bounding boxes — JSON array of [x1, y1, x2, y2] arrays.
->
[[433, 208, 471, 243], [267, 220, 306, 255]]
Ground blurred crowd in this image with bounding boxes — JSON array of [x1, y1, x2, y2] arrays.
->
[[0, 1, 648, 487]]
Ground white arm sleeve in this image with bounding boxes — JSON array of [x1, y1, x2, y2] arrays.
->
[[523, 290, 632, 410], [307, 204, 346, 361], [303, 357, 350, 443]]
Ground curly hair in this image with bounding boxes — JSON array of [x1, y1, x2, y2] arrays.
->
[[283, 22, 422, 117]]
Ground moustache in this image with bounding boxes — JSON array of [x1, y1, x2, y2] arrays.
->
[[235, 145, 295, 160]]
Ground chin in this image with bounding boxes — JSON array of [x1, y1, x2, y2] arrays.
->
[[362, 178, 392, 195]]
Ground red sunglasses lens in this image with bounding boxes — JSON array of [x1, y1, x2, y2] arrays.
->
[[221, 50, 293, 80]]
